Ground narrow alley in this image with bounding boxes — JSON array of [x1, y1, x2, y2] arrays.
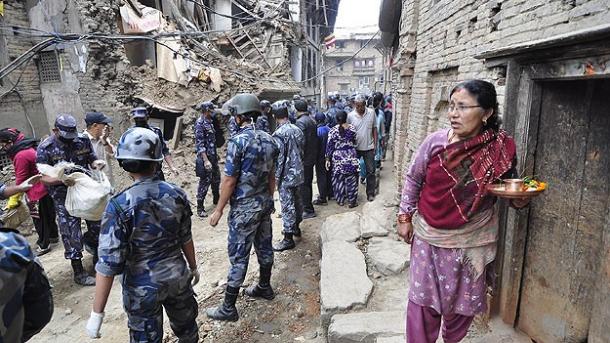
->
[[1, 0, 610, 343]]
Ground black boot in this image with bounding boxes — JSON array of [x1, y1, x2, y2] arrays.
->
[[293, 223, 302, 238], [245, 266, 275, 300], [273, 233, 295, 252], [71, 259, 95, 286], [197, 200, 207, 218], [206, 286, 239, 322], [212, 185, 220, 205]]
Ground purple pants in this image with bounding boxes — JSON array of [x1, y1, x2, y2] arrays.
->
[[407, 300, 473, 343]]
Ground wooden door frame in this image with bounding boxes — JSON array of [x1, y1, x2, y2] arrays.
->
[[475, 28, 610, 326]]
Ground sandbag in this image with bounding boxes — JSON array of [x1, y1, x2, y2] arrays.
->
[[37, 162, 112, 221]]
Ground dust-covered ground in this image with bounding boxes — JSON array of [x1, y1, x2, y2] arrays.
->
[[28, 153, 374, 343]]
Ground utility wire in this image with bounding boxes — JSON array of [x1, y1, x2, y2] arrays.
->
[[292, 30, 380, 84]]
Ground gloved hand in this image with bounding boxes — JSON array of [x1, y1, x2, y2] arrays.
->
[[86, 311, 104, 339], [189, 268, 200, 286], [204, 160, 212, 170], [5, 193, 23, 209]]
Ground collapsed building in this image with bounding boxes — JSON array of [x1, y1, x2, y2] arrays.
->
[[0, 0, 339, 218]]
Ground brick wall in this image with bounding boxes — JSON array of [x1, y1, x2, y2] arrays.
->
[[392, 0, 610, 191], [0, 2, 49, 138]]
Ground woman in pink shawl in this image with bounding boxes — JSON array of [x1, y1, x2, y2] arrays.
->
[[397, 80, 529, 343]]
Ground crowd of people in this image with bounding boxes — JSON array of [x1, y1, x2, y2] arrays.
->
[[0, 79, 532, 343], [0, 89, 394, 342]]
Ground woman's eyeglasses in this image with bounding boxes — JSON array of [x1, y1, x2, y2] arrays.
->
[[448, 104, 482, 113]]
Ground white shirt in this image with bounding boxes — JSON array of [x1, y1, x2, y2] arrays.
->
[[347, 108, 377, 151]]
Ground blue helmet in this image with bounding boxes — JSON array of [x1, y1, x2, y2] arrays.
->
[[115, 127, 163, 161]]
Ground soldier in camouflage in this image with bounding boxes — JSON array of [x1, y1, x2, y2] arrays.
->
[[36, 114, 107, 286], [194, 101, 221, 218], [130, 107, 179, 180], [86, 127, 199, 342], [270, 101, 305, 252], [228, 115, 239, 137], [0, 181, 53, 343], [256, 100, 272, 133], [207, 93, 279, 322]]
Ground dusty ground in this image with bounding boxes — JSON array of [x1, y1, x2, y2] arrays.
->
[[28, 154, 372, 343]]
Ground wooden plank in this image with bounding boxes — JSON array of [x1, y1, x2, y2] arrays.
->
[[170, 116, 184, 150], [239, 23, 272, 68], [225, 34, 245, 59], [498, 60, 539, 326], [583, 79, 610, 343], [125, 0, 143, 17]]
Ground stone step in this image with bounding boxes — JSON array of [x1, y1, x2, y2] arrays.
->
[[376, 336, 405, 343], [320, 240, 373, 331], [320, 211, 361, 244], [360, 201, 392, 238], [328, 311, 406, 343], [367, 237, 411, 276]]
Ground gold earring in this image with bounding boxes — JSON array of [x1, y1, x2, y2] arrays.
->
[[483, 118, 487, 125]]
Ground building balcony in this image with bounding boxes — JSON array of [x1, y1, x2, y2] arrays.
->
[[352, 66, 376, 75]]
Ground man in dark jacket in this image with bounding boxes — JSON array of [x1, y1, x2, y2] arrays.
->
[[313, 112, 330, 205], [294, 100, 318, 219]]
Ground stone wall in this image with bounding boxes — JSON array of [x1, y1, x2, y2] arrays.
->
[[392, 0, 610, 190]]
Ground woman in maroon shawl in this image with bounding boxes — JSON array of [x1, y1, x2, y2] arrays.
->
[[397, 80, 529, 343]]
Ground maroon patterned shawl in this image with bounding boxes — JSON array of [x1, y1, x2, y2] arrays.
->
[[418, 129, 516, 229]]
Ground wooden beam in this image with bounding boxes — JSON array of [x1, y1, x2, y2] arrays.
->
[[124, 0, 143, 17], [240, 23, 272, 68]]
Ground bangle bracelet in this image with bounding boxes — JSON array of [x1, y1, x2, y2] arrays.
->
[[397, 213, 412, 224]]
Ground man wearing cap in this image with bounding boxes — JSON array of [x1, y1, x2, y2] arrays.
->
[[130, 107, 179, 180], [84, 112, 115, 185], [194, 101, 221, 218], [294, 99, 318, 219], [36, 114, 107, 286]]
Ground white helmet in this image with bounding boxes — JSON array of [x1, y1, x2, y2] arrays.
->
[[115, 127, 163, 161]]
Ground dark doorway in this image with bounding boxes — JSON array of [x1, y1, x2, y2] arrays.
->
[[517, 79, 610, 342]]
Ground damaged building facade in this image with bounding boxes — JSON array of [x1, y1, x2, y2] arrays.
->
[[381, 0, 610, 342], [0, 0, 339, 147]]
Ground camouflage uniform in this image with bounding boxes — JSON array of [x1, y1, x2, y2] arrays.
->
[[228, 116, 239, 137], [273, 122, 305, 234], [0, 228, 53, 342], [255, 114, 270, 133], [194, 116, 220, 202], [36, 135, 100, 260], [224, 126, 279, 288], [96, 176, 198, 343]]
